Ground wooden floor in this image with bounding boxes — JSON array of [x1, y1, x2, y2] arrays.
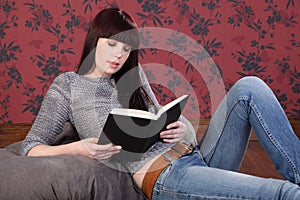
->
[[239, 140, 284, 180]]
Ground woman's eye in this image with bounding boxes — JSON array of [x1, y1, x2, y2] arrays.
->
[[107, 40, 131, 52], [123, 46, 131, 53], [107, 41, 117, 46]]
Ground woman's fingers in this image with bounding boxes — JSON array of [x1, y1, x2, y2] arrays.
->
[[80, 138, 121, 159], [95, 145, 122, 160], [160, 121, 187, 143]]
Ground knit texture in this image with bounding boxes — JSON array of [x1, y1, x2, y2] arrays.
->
[[20, 67, 197, 172]]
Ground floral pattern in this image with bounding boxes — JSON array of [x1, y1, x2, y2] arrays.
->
[[0, 0, 299, 124]]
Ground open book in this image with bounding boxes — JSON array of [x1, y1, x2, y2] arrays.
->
[[98, 94, 189, 162]]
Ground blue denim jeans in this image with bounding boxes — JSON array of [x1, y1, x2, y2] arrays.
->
[[152, 76, 300, 199]]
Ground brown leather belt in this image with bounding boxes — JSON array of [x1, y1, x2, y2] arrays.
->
[[141, 143, 194, 199]]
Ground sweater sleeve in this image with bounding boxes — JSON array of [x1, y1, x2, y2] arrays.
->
[[20, 73, 72, 156], [138, 65, 197, 147]]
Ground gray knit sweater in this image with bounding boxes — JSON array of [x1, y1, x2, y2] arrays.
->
[[20, 66, 197, 172]]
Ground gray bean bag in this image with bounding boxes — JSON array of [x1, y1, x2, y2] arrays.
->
[[0, 123, 146, 200]]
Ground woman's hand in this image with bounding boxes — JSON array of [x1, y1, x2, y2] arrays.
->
[[27, 139, 121, 159], [160, 121, 187, 143], [78, 138, 121, 160]]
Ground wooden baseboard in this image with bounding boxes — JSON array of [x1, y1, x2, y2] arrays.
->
[[0, 124, 32, 148], [0, 118, 299, 148]]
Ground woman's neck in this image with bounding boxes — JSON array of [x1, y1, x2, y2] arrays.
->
[[84, 66, 110, 78]]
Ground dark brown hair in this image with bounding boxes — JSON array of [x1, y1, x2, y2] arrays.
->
[[78, 8, 152, 110]]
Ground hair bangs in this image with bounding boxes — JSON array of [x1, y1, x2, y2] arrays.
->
[[110, 27, 140, 50]]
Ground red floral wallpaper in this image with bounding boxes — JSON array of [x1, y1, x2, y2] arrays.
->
[[1, 0, 299, 124]]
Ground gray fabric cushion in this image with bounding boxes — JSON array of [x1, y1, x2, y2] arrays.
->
[[1, 123, 146, 200]]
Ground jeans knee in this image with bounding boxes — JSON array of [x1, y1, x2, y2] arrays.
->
[[234, 76, 269, 94], [227, 76, 275, 103], [236, 76, 264, 86]]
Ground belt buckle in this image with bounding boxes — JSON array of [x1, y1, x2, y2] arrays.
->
[[186, 145, 194, 154], [171, 143, 194, 156]]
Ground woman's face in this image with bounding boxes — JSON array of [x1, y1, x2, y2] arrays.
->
[[93, 38, 132, 77]]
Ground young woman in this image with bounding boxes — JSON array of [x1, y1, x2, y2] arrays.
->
[[21, 7, 300, 199]]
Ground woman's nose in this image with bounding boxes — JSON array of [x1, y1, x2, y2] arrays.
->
[[115, 51, 123, 58], [115, 49, 126, 58]]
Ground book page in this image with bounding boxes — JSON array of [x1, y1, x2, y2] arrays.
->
[[156, 95, 189, 117], [110, 108, 157, 120]]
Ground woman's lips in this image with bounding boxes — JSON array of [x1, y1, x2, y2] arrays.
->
[[108, 61, 119, 68]]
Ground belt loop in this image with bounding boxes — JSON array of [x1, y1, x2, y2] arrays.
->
[[162, 152, 175, 162]]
